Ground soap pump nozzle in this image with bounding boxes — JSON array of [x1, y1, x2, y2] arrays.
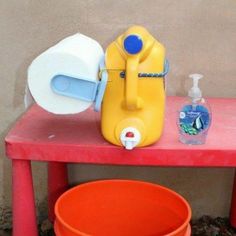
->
[[188, 73, 203, 102]]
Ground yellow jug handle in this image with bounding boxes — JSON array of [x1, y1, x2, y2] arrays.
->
[[125, 56, 142, 110]]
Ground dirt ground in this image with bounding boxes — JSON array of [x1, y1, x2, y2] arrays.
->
[[1, 216, 236, 236], [38, 216, 236, 236], [191, 216, 236, 236]]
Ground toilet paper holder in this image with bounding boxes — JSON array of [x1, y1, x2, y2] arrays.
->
[[50, 59, 169, 112], [51, 61, 108, 112]]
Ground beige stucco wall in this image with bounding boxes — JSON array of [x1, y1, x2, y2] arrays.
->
[[1, 0, 236, 228]]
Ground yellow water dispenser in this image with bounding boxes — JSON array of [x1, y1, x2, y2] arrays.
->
[[101, 26, 168, 149]]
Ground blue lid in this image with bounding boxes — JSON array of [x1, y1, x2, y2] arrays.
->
[[124, 35, 143, 54]]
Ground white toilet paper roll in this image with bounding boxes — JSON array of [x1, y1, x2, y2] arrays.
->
[[28, 33, 104, 114]]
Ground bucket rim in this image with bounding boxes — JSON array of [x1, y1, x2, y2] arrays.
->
[[55, 179, 192, 236]]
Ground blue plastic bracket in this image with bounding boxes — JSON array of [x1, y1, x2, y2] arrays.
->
[[51, 62, 108, 112], [94, 60, 108, 112], [51, 75, 99, 102]]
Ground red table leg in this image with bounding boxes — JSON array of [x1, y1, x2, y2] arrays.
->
[[12, 160, 38, 236], [230, 169, 236, 227], [48, 162, 68, 222]]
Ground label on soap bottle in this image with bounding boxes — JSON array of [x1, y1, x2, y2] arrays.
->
[[179, 105, 210, 135]]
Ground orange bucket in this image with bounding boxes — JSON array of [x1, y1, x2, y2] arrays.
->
[[54, 180, 191, 236]]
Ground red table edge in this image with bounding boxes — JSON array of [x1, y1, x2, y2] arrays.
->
[[5, 140, 236, 167]]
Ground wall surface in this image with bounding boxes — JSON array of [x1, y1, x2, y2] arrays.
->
[[1, 0, 236, 228]]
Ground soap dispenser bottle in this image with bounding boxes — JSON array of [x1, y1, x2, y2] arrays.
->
[[178, 74, 211, 144]]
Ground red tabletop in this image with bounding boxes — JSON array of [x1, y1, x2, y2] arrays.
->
[[5, 96, 236, 167]]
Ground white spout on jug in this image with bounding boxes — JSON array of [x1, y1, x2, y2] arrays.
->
[[120, 127, 141, 150]]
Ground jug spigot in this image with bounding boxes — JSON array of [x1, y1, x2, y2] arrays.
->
[[120, 127, 141, 150]]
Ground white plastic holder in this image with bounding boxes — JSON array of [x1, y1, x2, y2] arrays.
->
[[120, 127, 141, 150]]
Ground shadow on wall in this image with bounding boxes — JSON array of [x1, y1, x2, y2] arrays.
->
[[13, 56, 37, 109]]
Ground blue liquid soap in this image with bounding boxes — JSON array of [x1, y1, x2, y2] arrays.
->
[[177, 74, 211, 145]]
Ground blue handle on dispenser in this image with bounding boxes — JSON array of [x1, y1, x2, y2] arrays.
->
[[51, 68, 107, 112]]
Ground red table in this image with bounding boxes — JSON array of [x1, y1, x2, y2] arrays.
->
[[5, 96, 236, 236]]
